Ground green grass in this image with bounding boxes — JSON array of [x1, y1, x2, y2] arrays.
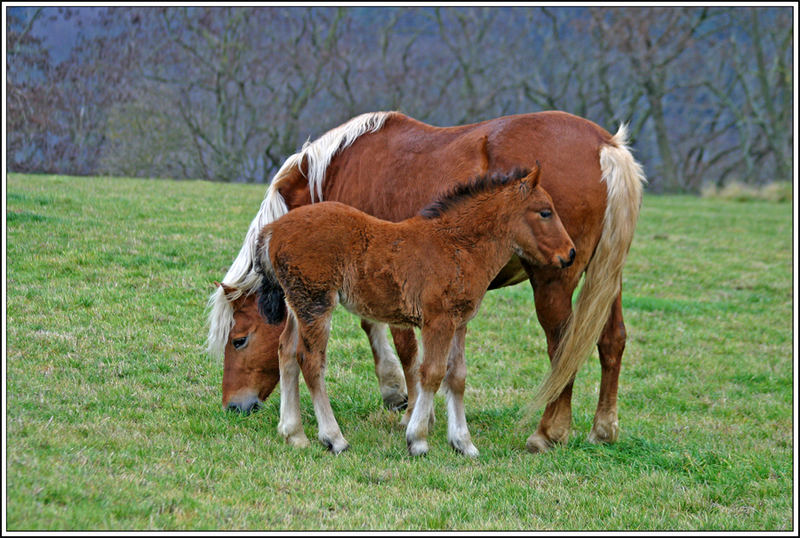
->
[[5, 173, 794, 531]]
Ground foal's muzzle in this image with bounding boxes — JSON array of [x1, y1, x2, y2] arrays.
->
[[559, 248, 576, 268]]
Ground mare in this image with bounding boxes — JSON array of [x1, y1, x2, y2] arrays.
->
[[255, 167, 575, 456], [208, 110, 645, 453]]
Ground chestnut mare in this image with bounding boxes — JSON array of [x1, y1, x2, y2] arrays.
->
[[208, 110, 645, 453], [254, 167, 574, 456]]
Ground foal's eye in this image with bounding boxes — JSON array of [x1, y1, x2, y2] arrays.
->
[[539, 209, 553, 218], [232, 336, 249, 350]]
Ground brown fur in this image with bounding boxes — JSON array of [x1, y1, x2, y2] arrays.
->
[[256, 167, 574, 454], [217, 110, 645, 452]]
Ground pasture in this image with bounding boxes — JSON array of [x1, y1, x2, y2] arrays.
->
[[5, 173, 794, 530]]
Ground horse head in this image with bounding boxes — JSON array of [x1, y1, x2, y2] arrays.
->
[[216, 283, 284, 413]]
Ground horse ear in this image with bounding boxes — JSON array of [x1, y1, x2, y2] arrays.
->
[[524, 163, 541, 189], [215, 282, 239, 301]]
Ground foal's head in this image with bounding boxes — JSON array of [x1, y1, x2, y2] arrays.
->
[[507, 166, 576, 269], [216, 283, 284, 413]]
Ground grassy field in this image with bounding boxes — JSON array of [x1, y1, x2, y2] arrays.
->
[[4, 173, 795, 531]]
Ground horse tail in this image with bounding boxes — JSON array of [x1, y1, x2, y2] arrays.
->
[[531, 124, 646, 409], [206, 111, 393, 358]]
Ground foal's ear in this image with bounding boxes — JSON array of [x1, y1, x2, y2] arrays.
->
[[523, 163, 541, 189]]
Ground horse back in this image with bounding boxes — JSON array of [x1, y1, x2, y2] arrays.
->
[[320, 112, 610, 271], [272, 111, 614, 289]]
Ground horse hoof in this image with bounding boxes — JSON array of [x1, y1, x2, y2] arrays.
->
[[450, 439, 479, 458], [525, 433, 552, 454], [407, 439, 429, 457], [286, 433, 310, 448], [588, 419, 619, 444], [279, 422, 310, 448], [329, 441, 350, 455], [321, 436, 350, 455]]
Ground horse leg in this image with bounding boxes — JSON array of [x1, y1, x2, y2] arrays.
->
[[405, 319, 454, 457], [277, 311, 310, 448], [390, 327, 425, 428], [443, 325, 478, 457], [526, 277, 576, 453], [295, 305, 350, 454], [361, 319, 408, 411], [588, 292, 625, 444]]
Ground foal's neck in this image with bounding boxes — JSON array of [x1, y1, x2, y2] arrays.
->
[[421, 192, 519, 275]]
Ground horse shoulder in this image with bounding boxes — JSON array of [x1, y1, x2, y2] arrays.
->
[[326, 118, 494, 221]]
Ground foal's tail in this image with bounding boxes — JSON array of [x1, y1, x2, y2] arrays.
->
[[253, 228, 287, 325], [531, 124, 646, 409]]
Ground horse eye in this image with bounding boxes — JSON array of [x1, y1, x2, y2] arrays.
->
[[232, 336, 249, 350], [539, 209, 553, 218]]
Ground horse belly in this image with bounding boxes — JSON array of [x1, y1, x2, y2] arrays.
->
[[339, 270, 421, 327]]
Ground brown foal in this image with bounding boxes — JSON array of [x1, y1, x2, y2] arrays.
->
[[255, 167, 574, 456]]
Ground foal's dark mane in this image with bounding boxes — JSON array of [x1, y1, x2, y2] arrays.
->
[[419, 167, 531, 219]]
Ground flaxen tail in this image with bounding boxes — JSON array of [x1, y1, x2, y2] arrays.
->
[[531, 124, 646, 409]]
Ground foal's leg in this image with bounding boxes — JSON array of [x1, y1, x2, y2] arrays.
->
[[390, 327, 423, 428], [295, 304, 350, 454], [277, 311, 310, 448], [443, 325, 478, 457], [588, 292, 625, 444], [526, 277, 577, 454], [406, 319, 455, 456], [361, 320, 408, 411]]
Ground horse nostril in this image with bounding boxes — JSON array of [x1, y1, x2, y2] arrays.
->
[[243, 401, 262, 415], [560, 250, 575, 268], [226, 400, 261, 415]]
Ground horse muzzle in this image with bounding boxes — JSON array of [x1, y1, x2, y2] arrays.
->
[[224, 389, 262, 415], [559, 248, 576, 268]]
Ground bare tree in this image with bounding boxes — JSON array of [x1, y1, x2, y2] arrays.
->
[[102, 7, 354, 182], [7, 6, 792, 191], [702, 8, 792, 186], [7, 8, 137, 175], [7, 8, 55, 173], [587, 7, 724, 191]]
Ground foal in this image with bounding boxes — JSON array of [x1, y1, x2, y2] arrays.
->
[[255, 166, 575, 456]]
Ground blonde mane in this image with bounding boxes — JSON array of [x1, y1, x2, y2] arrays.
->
[[206, 111, 393, 358]]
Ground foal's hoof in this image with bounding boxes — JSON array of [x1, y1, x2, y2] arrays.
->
[[588, 419, 619, 444], [450, 439, 479, 458], [407, 439, 429, 457]]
